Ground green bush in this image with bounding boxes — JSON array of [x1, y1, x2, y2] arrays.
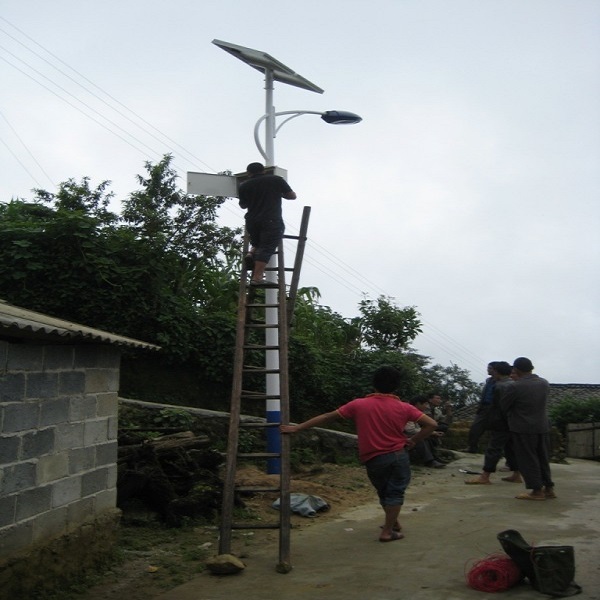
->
[[549, 396, 600, 435]]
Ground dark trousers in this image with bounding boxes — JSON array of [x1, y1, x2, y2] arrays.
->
[[467, 406, 491, 451], [511, 432, 554, 490], [409, 439, 436, 465], [482, 430, 518, 473]]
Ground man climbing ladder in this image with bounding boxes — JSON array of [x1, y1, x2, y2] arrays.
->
[[238, 162, 297, 285]]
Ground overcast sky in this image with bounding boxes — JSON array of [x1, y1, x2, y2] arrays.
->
[[1, 0, 599, 385]]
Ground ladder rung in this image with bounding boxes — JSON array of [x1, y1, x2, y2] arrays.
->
[[247, 303, 280, 308], [232, 523, 281, 530], [283, 234, 306, 241], [243, 344, 280, 350], [240, 391, 281, 399], [238, 452, 280, 459], [242, 368, 280, 374], [240, 422, 279, 428], [246, 323, 279, 329], [236, 486, 280, 493]]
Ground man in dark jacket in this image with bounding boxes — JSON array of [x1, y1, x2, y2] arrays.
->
[[462, 362, 497, 453], [500, 357, 555, 501], [238, 162, 296, 285], [464, 362, 520, 484]]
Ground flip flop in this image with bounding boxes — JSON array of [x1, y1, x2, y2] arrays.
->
[[379, 531, 405, 542], [502, 477, 523, 483], [515, 492, 545, 501], [465, 478, 491, 485]]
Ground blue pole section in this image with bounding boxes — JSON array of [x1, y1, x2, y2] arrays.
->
[[266, 404, 281, 473]]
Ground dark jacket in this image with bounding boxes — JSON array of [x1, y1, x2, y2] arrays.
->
[[499, 374, 550, 434], [486, 377, 512, 431]]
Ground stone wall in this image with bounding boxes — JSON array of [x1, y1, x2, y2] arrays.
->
[[0, 340, 122, 595]]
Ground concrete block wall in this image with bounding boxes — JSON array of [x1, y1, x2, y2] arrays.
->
[[0, 340, 121, 561]]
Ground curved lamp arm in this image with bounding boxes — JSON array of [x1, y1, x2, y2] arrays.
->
[[254, 110, 362, 162]]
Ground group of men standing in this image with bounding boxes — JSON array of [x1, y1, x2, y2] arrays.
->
[[464, 357, 555, 501]]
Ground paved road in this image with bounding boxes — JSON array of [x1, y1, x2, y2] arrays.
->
[[157, 455, 600, 600]]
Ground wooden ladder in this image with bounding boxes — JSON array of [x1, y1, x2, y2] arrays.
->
[[219, 207, 310, 573]]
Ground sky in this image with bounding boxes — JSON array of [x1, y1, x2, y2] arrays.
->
[[1, 0, 599, 385]]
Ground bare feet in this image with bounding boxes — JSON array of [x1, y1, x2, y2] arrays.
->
[[501, 475, 523, 483], [515, 491, 545, 501], [465, 476, 491, 485], [380, 522, 402, 532], [379, 530, 405, 542]]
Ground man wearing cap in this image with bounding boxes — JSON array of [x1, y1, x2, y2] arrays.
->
[[500, 357, 555, 500], [238, 162, 296, 285]]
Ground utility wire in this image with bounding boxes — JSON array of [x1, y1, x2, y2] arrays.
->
[[0, 18, 217, 173], [0, 109, 55, 188], [221, 198, 484, 371], [0, 135, 43, 189], [0, 17, 484, 372]]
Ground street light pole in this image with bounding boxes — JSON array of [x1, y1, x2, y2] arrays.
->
[[264, 69, 276, 167], [213, 39, 361, 474]]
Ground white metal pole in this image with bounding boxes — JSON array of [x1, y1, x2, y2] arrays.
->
[[264, 69, 275, 167], [263, 68, 281, 474]]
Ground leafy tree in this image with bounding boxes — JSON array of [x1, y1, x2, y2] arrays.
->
[[1, 157, 480, 415], [291, 287, 360, 353], [549, 397, 600, 435], [420, 363, 481, 408], [354, 295, 422, 351], [0, 156, 243, 405], [287, 291, 466, 421], [288, 287, 358, 418], [121, 156, 240, 310]]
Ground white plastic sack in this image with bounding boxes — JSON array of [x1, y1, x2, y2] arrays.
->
[[272, 493, 330, 517]]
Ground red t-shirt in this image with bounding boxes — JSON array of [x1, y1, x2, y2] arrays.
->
[[337, 394, 424, 463]]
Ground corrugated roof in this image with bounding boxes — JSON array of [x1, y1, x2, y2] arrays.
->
[[0, 301, 160, 350]]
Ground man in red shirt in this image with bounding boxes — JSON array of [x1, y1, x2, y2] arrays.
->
[[280, 366, 437, 542]]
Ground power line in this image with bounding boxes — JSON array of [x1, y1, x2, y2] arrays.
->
[[0, 109, 55, 189], [219, 198, 485, 371], [0, 20, 217, 173], [0, 17, 484, 373], [0, 135, 42, 189]]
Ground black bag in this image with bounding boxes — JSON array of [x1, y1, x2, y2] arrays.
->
[[497, 529, 582, 597]]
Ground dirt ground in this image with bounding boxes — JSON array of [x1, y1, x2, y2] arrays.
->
[[69, 463, 377, 600]]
